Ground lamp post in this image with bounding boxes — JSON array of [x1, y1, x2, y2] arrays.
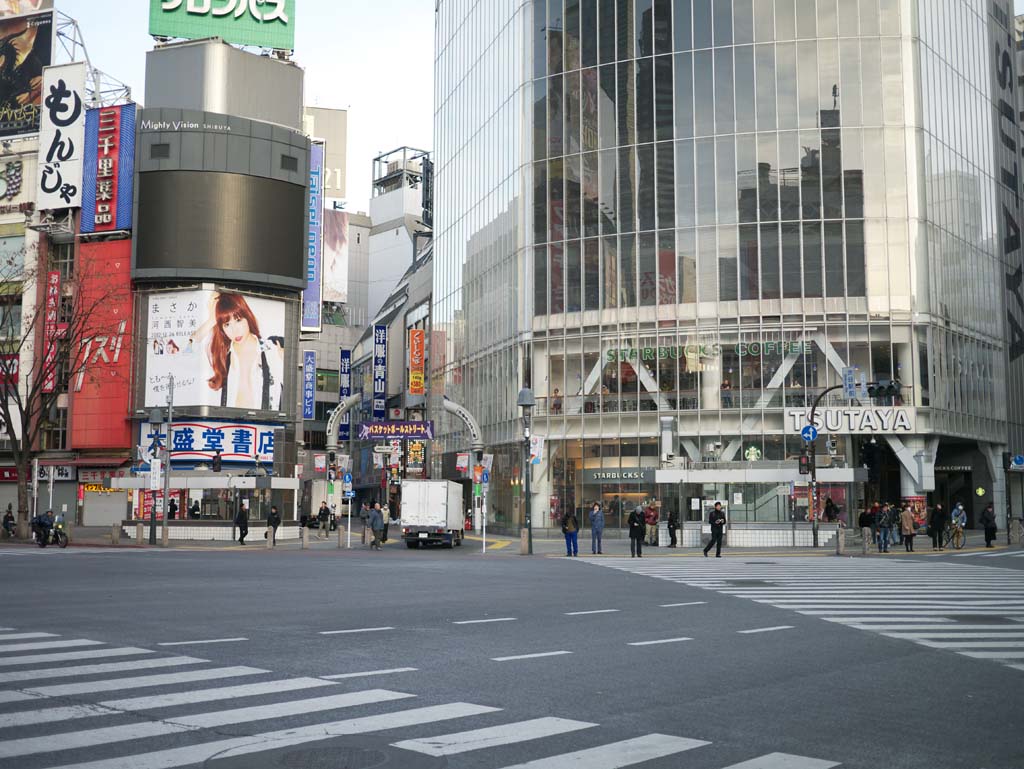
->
[[517, 387, 535, 555]]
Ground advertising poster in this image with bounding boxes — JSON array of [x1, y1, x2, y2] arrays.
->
[[372, 325, 387, 421], [145, 290, 286, 412], [149, 0, 295, 51], [70, 240, 132, 450], [80, 103, 136, 233], [322, 207, 349, 303], [302, 350, 315, 420], [338, 348, 351, 441], [140, 420, 277, 466], [408, 328, 425, 396], [37, 61, 87, 209], [0, 9, 51, 138], [301, 141, 323, 332], [41, 269, 59, 393]]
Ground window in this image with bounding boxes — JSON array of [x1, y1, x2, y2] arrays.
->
[[316, 369, 339, 393], [281, 155, 298, 172], [49, 241, 74, 282], [0, 297, 20, 339], [40, 407, 67, 451], [150, 143, 170, 159]]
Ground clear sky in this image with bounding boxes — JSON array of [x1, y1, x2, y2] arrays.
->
[[55, 0, 435, 214]]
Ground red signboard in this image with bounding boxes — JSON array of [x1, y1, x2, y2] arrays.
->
[[0, 353, 18, 387], [92, 106, 121, 232], [69, 240, 132, 450], [408, 328, 425, 396], [42, 269, 60, 393]]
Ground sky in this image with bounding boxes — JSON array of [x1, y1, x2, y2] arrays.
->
[[56, 0, 436, 214]]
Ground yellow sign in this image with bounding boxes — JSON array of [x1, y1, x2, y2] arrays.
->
[[83, 483, 122, 494]]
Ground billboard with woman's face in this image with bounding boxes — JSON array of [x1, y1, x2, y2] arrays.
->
[[145, 290, 286, 412]]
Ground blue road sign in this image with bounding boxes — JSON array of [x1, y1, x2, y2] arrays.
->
[[1014, 455, 1024, 468], [345, 490, 356, 498], [842, 367, 856, 399], [801, 425, 818, 442], [343, 472, 353, 484], [482, 470, 490, 484]]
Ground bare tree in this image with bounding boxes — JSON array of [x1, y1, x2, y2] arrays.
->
[[0, 237, 131, 536]]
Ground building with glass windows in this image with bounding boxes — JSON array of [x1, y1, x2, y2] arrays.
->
[[432, 0, 1024, 536]]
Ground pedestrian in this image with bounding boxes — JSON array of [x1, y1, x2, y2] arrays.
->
[[234, 502, 248, 545], [369, 503, 384, 550], [628, 504, 645, 558], [2, 506, 14, 538], [824, 497, 838, 523], [266, 505, 281, 546], [929, 503, 947, 550], [900, 504, 916, 552], [704, 502, 727, 557], [561, 508, 579, 557], [876, 504, 893, 553], [644, 502, 659, 546], [189, 500, 201, 519], [382, 503, 392, 543], [167, 497, 177, 521], [979, 502, 997, 548], [869, 501, 881, 545], [317, 501, 330, 539], [858, 506, 875, 555], [667, 508, 680, 548], [588, 502, 604, 554]]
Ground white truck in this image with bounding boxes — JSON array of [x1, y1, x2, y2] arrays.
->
[[400, 479, 465, 549]]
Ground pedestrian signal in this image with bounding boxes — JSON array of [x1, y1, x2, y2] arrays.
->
[[798, 450, 811, 475]]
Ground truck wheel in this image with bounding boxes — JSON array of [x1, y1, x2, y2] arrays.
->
[[406, 541, 419, 549], [445, 534, 455, 549], [454, 532, 462, 546]]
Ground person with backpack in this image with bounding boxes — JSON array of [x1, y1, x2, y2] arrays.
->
[[929, 503, 947, 551], [876, 504, 893, 553], [561, 508, 579, 557], [588, 502, 604, 555], [704, 502, 727, 557], [628, 505, 645, 558]]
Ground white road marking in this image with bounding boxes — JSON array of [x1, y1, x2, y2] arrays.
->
[[961, 650, 1024, 659], [41, 702, 500, 769], [0, 720, 192, 759], [392, 717, 596, 756], [319, 626, 394, 635], [453, 617, 517, 625], [168, 689, 414, 728], [565, 609, 620, 616], [0, 703, 117, 729], [321, 667, 418, 680], [0, 632, 58, 641], [738, 626, 794, 634], [914, 640, 1024, 649], [0, 639, 103, 653], [659, 601, 707, 607], [26, 666, 266, 697], [880, 632, 1024, 640], [719, 752, 841, 768], [491, 733, 710, 768], [0, 656, 205, 683], [491, 651, 573, 662], [100, 677, 337, 711], [0, 691, 38, 704], [627, 637, 693, 646], [0, 647, 153, 667], [156, 637, 247, 647]]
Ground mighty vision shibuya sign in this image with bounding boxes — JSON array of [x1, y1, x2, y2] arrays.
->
[[607, 340, 812, 362], [150, 0, 295, 50]]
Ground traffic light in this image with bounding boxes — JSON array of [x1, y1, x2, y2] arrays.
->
[[798, 450, 811, 475], [867, 378, 901, 399], [328, 451, 336, 465], [212, 451, 222, 473]]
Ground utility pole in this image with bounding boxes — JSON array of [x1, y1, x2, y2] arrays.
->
[[156, 375, 174, 546]]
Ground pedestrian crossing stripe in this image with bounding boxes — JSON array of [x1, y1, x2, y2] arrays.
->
[[0, 627, 845, 769], [585, 557, 1024, 673]]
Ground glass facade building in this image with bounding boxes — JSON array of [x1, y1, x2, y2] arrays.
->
[[433, 0, 1024, 533]]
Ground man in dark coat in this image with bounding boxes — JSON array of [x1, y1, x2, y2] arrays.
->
[[979, 503, 997, 548], [628, 505, 645, 558], [929, 503, 947, 551], [234, 501, 249, 545], [704, 502, 727, 558], [667, 508, 680, 548], [266, 505, 281, 546]]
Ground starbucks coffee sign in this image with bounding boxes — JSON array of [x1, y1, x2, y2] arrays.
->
[[150, 0, 295, 51], [787, 408, 915, 434], [583, 468, 657, 484]]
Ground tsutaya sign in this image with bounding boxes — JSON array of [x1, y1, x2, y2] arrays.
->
[[607, 341, 812, 363], [150, 0, 295, 51], [787, 408, 915, 434]]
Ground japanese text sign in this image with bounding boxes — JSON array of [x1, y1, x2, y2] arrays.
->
[[408, 328, 425, 396], [150, 0, 296, 51], [302, 350, 316, 419], [301, 141, 323, 332], [37, 62, 86, 210], [339, 349, 351, 441], [372, 324, 387, 421], [41, 270, 60, 393], [81, 103, 135, 233], [140, 420, 278, 466], [358, 421, 434, 441]]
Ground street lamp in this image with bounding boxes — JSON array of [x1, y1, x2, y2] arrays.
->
[[517, 386, 535, 555]]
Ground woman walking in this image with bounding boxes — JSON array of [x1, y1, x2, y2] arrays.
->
[[900, 504, 916, 552]]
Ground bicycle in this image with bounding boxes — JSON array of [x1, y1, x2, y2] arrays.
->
[[943, 523, 966, 550]]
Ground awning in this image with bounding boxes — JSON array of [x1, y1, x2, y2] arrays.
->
[[37, 457, 131, 467]]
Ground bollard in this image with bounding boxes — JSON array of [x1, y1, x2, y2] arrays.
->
[[111, 523, 120, 546], [520, 527, 529, 555], [301, 526, 309, 549], [835, 523, 845, 555], [337, 525, 344, 549], [135, 523, 143, 545], [161, 527, 169, 548], [266, 527, 274, 549]]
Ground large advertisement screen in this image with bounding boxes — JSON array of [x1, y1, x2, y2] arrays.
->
[[134, 171, 306, 283], [149, 0, 295, 51], [0, 10, 52, 138], [322, 207, 349, 303], [301, 141, 323, 331], [145, 290, 286, 412]]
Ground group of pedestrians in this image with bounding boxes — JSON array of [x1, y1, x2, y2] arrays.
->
[[562, 501, 726, 559], [857, 500, 998, 553]]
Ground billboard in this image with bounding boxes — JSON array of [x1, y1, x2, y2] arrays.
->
[[145, 290, 286, 411], [302, 350, 315, 419], [81, 103, 136, 233], [37, 61, 87, 210], [322, 207, 349, 303], [0, 10, 52, 138], [140, 420, 278, 466], [41, 269, 60, 393], [372, 325, 387, 421], [302, 141, 323, 331], [149, 0, 296, 51], [0, 2, 53, 17], [409, 329, 425, 395], [70, 240, 133, 450], [338, 349, 351, 441]]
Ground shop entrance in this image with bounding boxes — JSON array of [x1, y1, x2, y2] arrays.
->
[[934, 471, 974, 528]]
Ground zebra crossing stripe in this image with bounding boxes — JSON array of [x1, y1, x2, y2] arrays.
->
[[491, 733, 710, 768], [100, 677, 337, 711], [41, 702, 501, 769], [0, 720, 193, 759], [0, 656, 206, 683], [0, 639, 103, 653], [0, 691, 39, 704], [0, 647, 154, 667], [25, 666, 267, 697], [720, 752, 840, 768], [0, 632, 58, 641], [0, 703, 117, 729], [392, 716, 597, 756]]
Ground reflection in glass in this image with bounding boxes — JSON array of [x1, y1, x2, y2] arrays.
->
[[566, 0, 581, 71], [599, 0, 616, 63], [654, 0, 672, 55], [674, 52, 694, 139], [535, 245, 548, 314], [599, 65, 617, 149], [733, 0, 752, 45], [599, 149, 618, 234], [675, 139, 696, 227], [693, 0, 712, 49], [636, 0, 654, 57], [795, 0, 815, 38], [550, 243, 565, 313], [675, 0, 692, 51], [846, 220, 865, 295], [816, 0, 836, 38], [617, 0, 634, 61], [715, 47, 735, 135], [637, 58, 655, 144], [755, 44, 776, 130], [678, 228, 697, 302], [698, 226, 718, 301], [758, 133, 778, 221], [761, 222, 780, 299], [696, 137, 716, 226], [859, 0, 879, 36], [821, 128, 842, 219], [803, 221, 822, 297], [638, 232, 657, 305], [535, 161, 548, 242], [824, 221, 843, 297], [583, 151, 600, 236], [658, 230, 676, 304], [693, 50, 714, 136], [776, 42, 798, 130], [797, 41, 818, 129], [550, 157, 565, 242], [620, 233, 637, 306], [637, 144, 656, 230], [778, 131, 800, 220], [566, 71, 581, 154], [619, 146, 636, 232], [719, 224, 738, 301], [584, 238, 601, 310], [753, 0, 774, 42], [737, 134, 757, 222], [781, 221, 801, 297], [582, 0, 598, 67], [713, 0, 732, 46], [534, 0, 547, 79], [839, 40, 862, 126], [618, 61, 636, 146], [603, 235, 618, 307], [567, 240, 582, 312], [656, 141, 675, 228], [800, 131, 821, 219], [739, 223, 758, 300], [655, 55, 674, 141], [775, 0, 795, 40], [734, 45, 755, 133], [566, 154, 582, 239], [717, 136, 737, 225], [549, 75, 563, 158]]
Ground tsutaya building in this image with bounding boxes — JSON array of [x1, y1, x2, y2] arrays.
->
[[432, 1, 1024, 533]]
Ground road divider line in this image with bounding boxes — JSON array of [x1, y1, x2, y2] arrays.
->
[[452, 618, 517, 625], [565, 609, 620, 616], [26, 666, 266, 697], [0, 656, 206, 684], [321, 667, 418, 680], [491, 651, 573, 662], [738, 626, 794, 635], [157, 637, 248, 647], [627, 637, 693, 646], [392, 716, 597, 756], [490, 733, 710, 768], [719, 751, 840, 768], [659, 602, 707, 608], [319, 627, 394, 635]]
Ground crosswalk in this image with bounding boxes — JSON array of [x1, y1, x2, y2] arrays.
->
[[948, 549, 1024, 559], [586, 557, 1024, 673], [0, 626, 842, 768], [0, 547, 172, 557]]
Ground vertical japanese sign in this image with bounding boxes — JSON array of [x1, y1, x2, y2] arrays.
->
[[372, 325, 387, 421], [408, 328, 425, 396], [302, 351, 316, 420], [339, 349, 351, 441], [81, 103, 136, 233], [37, 62, 87, 210], [301, 141, 324, 332], [41, 270, 60, 393]]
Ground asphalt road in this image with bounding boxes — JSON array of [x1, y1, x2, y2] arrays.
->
[[0, 545, 1022, 769]]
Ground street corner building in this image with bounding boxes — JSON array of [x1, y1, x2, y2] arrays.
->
[[430, 0, 1024, 538]]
